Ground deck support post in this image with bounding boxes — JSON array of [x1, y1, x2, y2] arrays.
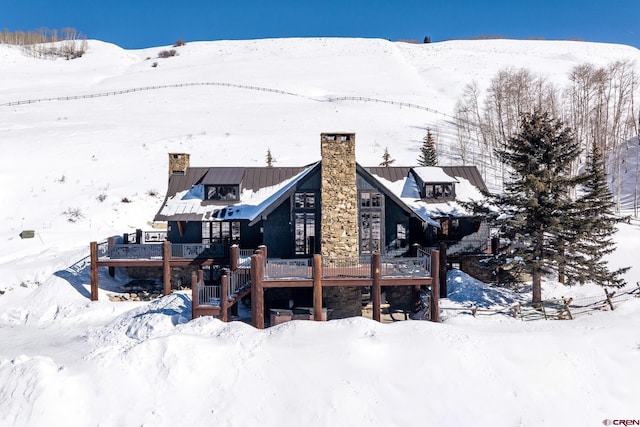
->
[[313, 254, 323, 321], [230, 245, 239, 271], [258, 245, 267, 259], [90, 241, 99, 301], [439, 242, 447, 298], [191, 272, 198, 319], [221, 269, 230, 322], [251, 254, 264, 329], [371, 252, 382, 322], [430, 249, 440, 322], [162, 240, 171, 296], [107, 236, 116, 277]]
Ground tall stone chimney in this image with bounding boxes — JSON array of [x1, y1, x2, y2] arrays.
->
[[320, 133, 362, 319], [320, 133, 359, 257], [168, 153, 190, 177]]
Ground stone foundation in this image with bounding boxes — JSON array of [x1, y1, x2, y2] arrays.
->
[[322, 287, 363, 319]]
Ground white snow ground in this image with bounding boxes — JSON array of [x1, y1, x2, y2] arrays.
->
[[1, 38, 639, 426]]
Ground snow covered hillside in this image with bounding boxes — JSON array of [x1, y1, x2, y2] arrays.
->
[[1, 38, 639, 426]]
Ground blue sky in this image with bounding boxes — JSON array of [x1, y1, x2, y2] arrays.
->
[[3, 0, 639, 49]]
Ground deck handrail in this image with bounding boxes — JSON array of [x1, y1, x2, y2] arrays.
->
[[321, 256, 372, 278], [98, 243, 163, 260], [264, 258, 313, 279], [197, 280, 220, 306], [229, 269, 251, 297], [381, 256, 430, 277]]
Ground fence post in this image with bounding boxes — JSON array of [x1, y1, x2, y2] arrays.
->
[[191, 272, 198, 319], [561, 297, 573, 320], [221, 269, 230, 322], [430, 249, 440, 322], [371, 253, 381, 322], [313, 254, 323, 321], [163, 240, 171, 296], [90, 241, 99, 301], [605, 289, 616, 310], [251, 254, 264, 329]]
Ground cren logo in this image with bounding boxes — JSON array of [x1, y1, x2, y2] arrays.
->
[[604, 420, 640, 426]]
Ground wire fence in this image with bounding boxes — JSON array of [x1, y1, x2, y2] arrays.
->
[[0, 81, 456, 122], [441, 283, 640, 321]]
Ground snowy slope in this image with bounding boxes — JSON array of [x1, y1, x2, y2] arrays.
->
[[1, 38, 640, 426]]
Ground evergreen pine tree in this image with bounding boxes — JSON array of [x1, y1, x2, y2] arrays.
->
[[562, 142, 629, 287], [418, 130, 438, 166], [266, 148, 275, 167], [379, 147, 395, 167], [484, 111, 582, 304]]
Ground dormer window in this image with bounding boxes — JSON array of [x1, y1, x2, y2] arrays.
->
[[423, 183, 454, 200], [206, 185, 239, 201]]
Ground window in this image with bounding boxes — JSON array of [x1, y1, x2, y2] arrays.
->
[[205, 185, 239, 201], [359, 191, 383, 254], [423, 183, 454, 200], [396, 223, 408, 249], [294, 192, 315, 209], [293, 192, 317, 255], [361, 212, 381, 253], [294, 213, 315, 255], [360, 191, 381, 208], [202, 221, 240, 244]]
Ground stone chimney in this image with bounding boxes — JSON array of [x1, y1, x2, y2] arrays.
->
[[320, 133, 359, 257], [320, 132, 362, 319], [168, 153, 190, 177]]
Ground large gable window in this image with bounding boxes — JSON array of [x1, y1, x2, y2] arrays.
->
[[293, 192, 317, 256], [359, 191, 383, 254], [205, 185, 239, 201]]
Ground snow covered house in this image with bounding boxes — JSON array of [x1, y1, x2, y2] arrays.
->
[[91, 132, 490, 325], [154, 133, 489, 263]]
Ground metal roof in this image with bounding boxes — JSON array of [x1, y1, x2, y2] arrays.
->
[[441, 166, 488, 192], [363, 166, 411, 183], [201, 167, 246, 185]]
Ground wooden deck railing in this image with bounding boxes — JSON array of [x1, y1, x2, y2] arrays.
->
[[262, 255, 431, 280]]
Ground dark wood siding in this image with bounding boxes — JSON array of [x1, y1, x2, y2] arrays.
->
[[168, 221, 202, 243], [262, 198, 294, 258], [383, 197, 411, 256]]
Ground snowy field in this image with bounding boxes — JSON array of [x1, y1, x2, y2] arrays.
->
[[1, 37, 639, 426]]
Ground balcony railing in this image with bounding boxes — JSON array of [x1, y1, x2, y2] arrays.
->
[[229, 269, 251, 296], [381, 256, 430, 277], [197, 282, 220, 306], [264, 258, 313, 279], [100, 243, 164, 260]]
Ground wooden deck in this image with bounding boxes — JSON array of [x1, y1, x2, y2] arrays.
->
[[90, 240, 442, 328]]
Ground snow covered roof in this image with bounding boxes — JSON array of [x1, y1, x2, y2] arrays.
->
[[155, 164, 317, 222], [156, 162, 487, 227], [367, 165, 486, 222], [412, 166, 459, 184]]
